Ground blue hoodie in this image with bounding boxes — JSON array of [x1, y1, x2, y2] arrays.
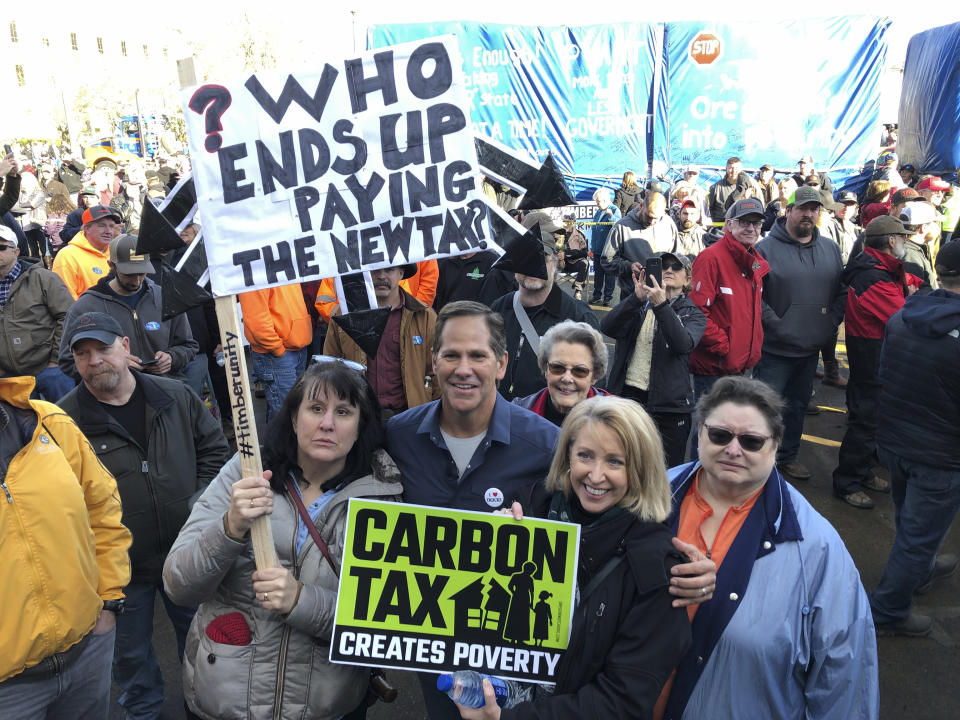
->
[[878, 289, 960, 469]]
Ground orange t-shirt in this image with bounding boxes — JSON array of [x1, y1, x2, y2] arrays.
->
[[654, 469, 763, 719]]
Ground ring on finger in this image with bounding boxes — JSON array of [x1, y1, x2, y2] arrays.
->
[[263, 591, 269, 601], [700, 586, 707, 596], [250, 497, 255, 508]]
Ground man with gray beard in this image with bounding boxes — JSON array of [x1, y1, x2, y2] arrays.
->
[[58, 311, 228, 720]]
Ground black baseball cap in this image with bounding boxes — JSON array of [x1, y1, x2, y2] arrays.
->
[[935, 241, 960, 277], [68, 312, 124, 348], [836, 191, 858, 204]]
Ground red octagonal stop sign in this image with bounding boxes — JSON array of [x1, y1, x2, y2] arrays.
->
[[689, 32, 722, 65]]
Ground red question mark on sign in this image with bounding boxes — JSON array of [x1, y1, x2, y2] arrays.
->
[[188, 85, 232, 152]]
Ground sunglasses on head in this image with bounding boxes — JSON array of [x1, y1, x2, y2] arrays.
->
[[703, 424, 771, 452], [311, 354, 366, 373], [546, 362, 591, 379]]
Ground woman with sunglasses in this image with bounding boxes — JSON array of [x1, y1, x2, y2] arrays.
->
[[456, 396, 696, 720], [164, 359, 402, 720], [659, 376, 878, 719], [513, 320, 610, 426], [601, 251, 706, 467]]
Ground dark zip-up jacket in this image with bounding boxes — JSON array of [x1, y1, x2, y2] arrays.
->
[[501, 489, 691, 720], [58, 274, 198, 379], [490, 284, 601, 400], [878, 290, 960, 470], [756, 218, 846, 357], [602, 292, 706, 413], [58, 372, 229, 583]]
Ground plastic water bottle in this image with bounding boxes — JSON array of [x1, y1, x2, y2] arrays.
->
[[436, 670, 522, 708], [215, 350, 225, 367]]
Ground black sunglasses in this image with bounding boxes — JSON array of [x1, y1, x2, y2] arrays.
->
[[662, 261, 684, 272], [546, 362, 591, 379], [703, 424, 771, 452]]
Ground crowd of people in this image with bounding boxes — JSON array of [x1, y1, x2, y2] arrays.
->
[[1, 133, 959, 720]]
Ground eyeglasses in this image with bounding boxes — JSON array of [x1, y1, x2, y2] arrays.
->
[[703, 424, 772, 452], [735, 219, 764, 230], [311, 355, 366, 373], [662, 261, 684, 272], [546, 362, 591, 379]]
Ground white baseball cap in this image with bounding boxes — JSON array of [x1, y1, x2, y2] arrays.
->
[[0, 225, 17, 248], [900, 202, 944, 227]]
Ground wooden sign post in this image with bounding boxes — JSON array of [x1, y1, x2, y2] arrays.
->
[[179, 56, 276, 570]]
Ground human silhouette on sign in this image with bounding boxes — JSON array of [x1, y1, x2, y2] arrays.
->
[[533, 591, 553, 647], [503, 561, 537, 644]]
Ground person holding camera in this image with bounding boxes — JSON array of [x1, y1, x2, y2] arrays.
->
[[602, 252, 706, 466]]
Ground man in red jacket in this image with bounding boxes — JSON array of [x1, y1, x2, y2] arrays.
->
[[832, 216, 918, 508], [687, 198, 770, 458]]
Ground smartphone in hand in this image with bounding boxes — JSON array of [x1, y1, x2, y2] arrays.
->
[[644, 257, 663, 288], [139, 357, 160, 367]]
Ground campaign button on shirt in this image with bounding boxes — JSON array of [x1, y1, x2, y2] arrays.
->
[[484, 487, 504, 508], [92, 267, 103, 275], [144, 321, 161, 331]]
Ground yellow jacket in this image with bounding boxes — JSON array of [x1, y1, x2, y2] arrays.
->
[[238, 284, 313, 356], [0, 376, 131, 682], [51, 232, 111, 300]]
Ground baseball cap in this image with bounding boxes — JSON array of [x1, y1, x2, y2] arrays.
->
[[109, 234, 153, 273], [399, 264, 418, 279], [900, 202, 944, 227], [836, 190, 859, 204], [82, 205, 123, 225], [865, 215, 909, 237], [81, 184, 98, 196], [788, 186, 823, 207], [68, 311, 124, 349], [880, 151, 899, 166], [917, 176, 950, 193], [798, 155, 815, 165], [684, 164, 700, 175], [935, 241, 960, 277], [725, 197, 766, 220], [0, 225, 17, 248], [759, 163, 773, 171], [680, 199, 698, 210], [660, 251, 692, 273], [891, 188, 921, 206], [901, 163, 915, 173]]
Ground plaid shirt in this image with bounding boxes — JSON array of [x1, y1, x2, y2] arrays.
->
[[0, 260, 21, 308]]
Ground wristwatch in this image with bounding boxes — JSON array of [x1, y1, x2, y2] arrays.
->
[[102, 599, 125, 615]]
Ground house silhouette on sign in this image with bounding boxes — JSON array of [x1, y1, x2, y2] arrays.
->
[[450, 576, 513, 641]]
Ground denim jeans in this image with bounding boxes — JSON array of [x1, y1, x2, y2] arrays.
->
[[688, 374, 727, 461], [0, 626, 115, 720], [182, 354, 220, 420], [114, 582, 196, 720], [589, 258, 617, 302], [751, 351, 819, 464], [250, 347, 308, 424], [870, 448, 960, 625], [32, 365, 76, 402]]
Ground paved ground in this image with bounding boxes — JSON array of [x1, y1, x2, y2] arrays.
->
[[113, 282, 959, 720]]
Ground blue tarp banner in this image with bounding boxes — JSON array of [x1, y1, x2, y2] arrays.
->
[[661, 18, 890, 174], [370, 18, 889, 194], [368, 23, 661, 197], [898, 22, 960, 175]]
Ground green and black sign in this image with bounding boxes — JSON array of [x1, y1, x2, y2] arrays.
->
[[330, 499, 580, 683]]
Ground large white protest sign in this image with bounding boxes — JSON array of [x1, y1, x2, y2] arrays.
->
[[182, 36, 499, 297]]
